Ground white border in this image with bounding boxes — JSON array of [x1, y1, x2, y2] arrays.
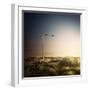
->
[[11, 4, 87, 87]]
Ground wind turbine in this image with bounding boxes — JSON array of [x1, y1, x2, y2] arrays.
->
[[40, 33, 55, 61]]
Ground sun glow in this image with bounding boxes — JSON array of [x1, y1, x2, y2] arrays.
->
[[43, 26, 80, 57]]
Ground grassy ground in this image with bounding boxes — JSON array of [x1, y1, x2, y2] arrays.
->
[[24, 57, 80, 77]]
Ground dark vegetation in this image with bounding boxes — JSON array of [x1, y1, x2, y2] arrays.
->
[[24, 57, 80, 77]]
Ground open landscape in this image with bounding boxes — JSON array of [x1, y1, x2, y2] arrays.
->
[[24, 12, 80, 77]]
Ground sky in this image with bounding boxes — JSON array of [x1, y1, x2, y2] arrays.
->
[[24, 11, 80, 58]]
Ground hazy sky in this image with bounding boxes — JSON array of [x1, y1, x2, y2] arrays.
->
[[24, 11, 80, 58]]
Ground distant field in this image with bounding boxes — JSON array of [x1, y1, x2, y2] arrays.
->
[[24, 57, 80, 77]]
